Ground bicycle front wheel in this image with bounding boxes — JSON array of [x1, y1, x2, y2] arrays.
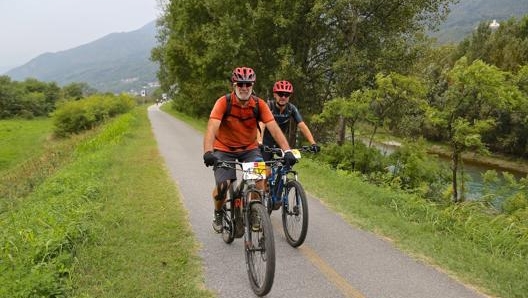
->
[[282, 180, 309, 247], [245, 203, 275, 296]]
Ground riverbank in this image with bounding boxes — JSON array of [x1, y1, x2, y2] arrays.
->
[[427, 144, 528, 176], [378, 139, 528, 176]]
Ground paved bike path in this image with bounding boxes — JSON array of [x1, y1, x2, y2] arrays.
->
[[148, 105, 488, 298]]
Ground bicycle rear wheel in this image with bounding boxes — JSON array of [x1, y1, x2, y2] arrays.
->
[[245, 202, 275, 296], [282, 180, 309, 247]]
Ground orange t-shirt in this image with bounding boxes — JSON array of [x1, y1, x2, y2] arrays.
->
[[210, 93, 275, 152]]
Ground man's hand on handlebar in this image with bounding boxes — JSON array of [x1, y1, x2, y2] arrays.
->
[[203, 151, 218, 167], [311, 143, 321, 153]]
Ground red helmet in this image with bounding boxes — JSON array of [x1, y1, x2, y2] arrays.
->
[[273, 80, 293, 93], [231, 67, 256, 83]]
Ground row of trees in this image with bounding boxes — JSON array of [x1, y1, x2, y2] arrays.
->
[[152, 0, 456, 117], [0, 76, 95, 119], [316, 59, 528, 201]]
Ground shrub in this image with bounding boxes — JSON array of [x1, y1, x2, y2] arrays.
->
[[315, 142, 386, 174], [387, 140, 451, 199], [52, 94, 135, 136]]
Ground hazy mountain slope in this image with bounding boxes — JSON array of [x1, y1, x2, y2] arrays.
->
[[432, 0, 528, 43], [4, 0, 527, 92], [6, 21, 158, 93]]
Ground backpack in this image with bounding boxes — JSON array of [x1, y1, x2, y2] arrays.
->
[[222, 93, 261, 132]]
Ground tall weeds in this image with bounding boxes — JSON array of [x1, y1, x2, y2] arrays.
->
[[0, 113, 136, 297]]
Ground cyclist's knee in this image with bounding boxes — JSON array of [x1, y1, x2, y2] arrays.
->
[[214, 180, 230, 201], [256, 179, 266, 190]]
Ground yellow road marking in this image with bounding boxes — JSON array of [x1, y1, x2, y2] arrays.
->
[[299, 245, 367, 298]]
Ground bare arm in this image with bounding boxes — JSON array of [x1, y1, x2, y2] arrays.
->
[[265, 121, 291, 151], [203, 118, 221, 153], [298, 122, 316, 145], [257, 122, 266, 144]]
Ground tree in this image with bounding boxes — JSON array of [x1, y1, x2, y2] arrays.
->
[[316, 92, 369, 170], [365, 73, 427, 146], [454, 15, 528, 72], [61, 82, 96, 100], [427, 57, 523, 202], [152, 0, 456, 124], [0, 76, 20, 118]]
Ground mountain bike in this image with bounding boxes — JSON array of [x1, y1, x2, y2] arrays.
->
[[262, 146, 313, 247], [213, 160, 275, 297]]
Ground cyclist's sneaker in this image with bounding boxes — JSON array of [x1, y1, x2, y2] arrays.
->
[[212, 210, 223, 233]]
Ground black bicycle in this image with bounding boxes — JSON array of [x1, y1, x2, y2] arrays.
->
[[213, 160, 275, 296], [263, 146, 313, 247]]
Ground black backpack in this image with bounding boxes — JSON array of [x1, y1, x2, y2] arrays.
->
[[222, 93, 261, 132]]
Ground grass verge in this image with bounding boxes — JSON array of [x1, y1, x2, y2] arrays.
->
[[70, 107, 213, 297], [296, 160, 527, 298], [1, 107, 212, 298]]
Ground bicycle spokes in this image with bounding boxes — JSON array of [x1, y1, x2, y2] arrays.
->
[[282, 181, 309, 248], [246, 203, 275, 296]]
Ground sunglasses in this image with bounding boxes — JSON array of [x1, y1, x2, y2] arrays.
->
[[276, 92, 291, 98], [236, 82, 253, 88]]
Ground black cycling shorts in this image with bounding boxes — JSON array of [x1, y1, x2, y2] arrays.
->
[[212, 148, 262, 184]]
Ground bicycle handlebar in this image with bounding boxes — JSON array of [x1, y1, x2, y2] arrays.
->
[[261, 145, 315, 159], [213, 160, 239, 170], [213, 160, 267, 180]]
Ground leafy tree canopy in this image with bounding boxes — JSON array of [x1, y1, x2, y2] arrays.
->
[[152, 0, 456, 118]]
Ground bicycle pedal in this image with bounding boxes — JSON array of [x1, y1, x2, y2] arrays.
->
[[251, 223, 261, 232]]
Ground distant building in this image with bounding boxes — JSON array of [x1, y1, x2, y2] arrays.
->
[[141, 89, 147, 97], [489, 19, 500, 30]]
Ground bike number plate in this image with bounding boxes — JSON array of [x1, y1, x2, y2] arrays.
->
[[242, 161, 266, 180], [292, 149, 302, 159]]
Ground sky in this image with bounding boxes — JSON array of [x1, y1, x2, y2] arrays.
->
[[0, 0, 161, 73]]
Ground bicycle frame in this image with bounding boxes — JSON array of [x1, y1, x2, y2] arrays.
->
[[263, 147, 308, 211], [215, 160, 267, 241], [266, 160, 297, 210], [261, 146, 312, 248]]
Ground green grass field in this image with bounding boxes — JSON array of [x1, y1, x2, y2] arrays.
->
[[0, 118, 54, 174]]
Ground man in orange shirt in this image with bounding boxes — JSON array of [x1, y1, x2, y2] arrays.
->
[[203, 66, 297, 233]]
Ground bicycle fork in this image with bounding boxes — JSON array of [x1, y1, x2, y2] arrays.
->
[[243, 189, 263, 250]]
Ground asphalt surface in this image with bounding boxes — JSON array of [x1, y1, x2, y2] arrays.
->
[[148, 104, 489, 298]]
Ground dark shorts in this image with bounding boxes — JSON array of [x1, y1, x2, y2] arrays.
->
[[213, 148, 263, 184]]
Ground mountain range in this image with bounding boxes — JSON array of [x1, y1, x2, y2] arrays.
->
[[3, 0, 528, 94], [5, 21, 158, 94]]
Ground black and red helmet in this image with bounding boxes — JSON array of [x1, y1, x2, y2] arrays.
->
[[231, 67, 256, 83], [273, 80, 293, 93]]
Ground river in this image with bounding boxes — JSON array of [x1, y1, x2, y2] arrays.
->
[[372, 140, 526, 201]]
